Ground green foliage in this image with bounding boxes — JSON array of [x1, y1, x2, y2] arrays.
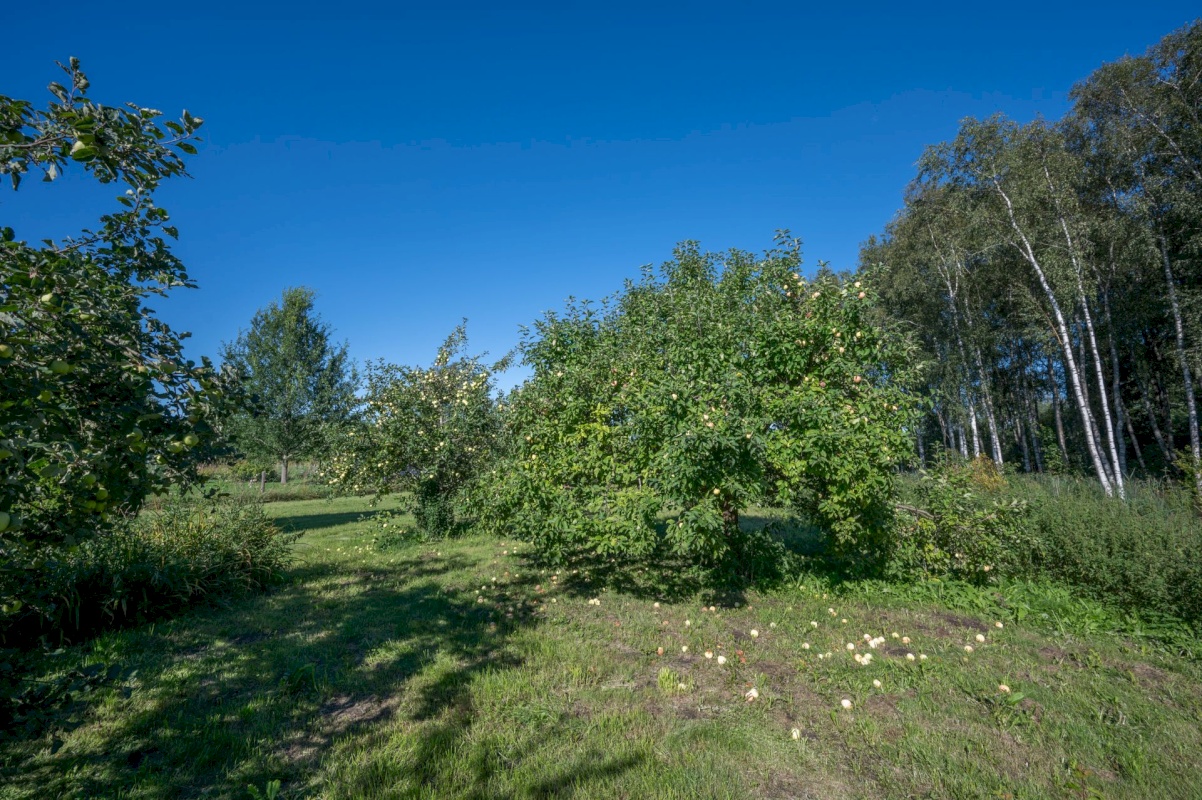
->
[[1014, 476, 1202, 624], [247, 779, 282, 800], [0, 59, 229, 556], [476, 236, 920, 573], [326, 324, 503, 538], [0, 495, 296, 730], [0, 495, 296, 648], [889, 462, 1037, 582], [220, 287, 358, 484]]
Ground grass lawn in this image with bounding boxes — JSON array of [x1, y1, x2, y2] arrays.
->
[[2, 496, 1200, 799]]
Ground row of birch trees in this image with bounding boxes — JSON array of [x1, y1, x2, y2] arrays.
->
[[864, 21, 1202, 498]]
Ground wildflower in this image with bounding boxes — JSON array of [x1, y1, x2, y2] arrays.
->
[[709, 606, 717, 612], [705, 650, 714, 659], [841, 619, 848, 624], [854, 654, 863, 664], [975, 633, 985, 643], [828, 608, 836, 616], [653, 602, 660, 609], [682, 646, 689, 653], [817, 653, 825, 660], [906, 653, 915, 661], [750, 629, 759, 638], [919, 654, 927, 661], [811, 621, 819, 628], [717, 655, 727, 665], [891, 632, 899, 639], [656, 647, 664, 656], [998, 684, 1011, 694], [791, 728, 801, 740], [769, 622, 777, 629], [846, 643, 855, 651], [873, 679, 882, 689], [840, 698, 852, 709], [685, 620, 691, 627], [746, 687, 759, 701], [802, 642, 810, 650], [995, 621, 1004, 629], [964, 645, 974, 653]]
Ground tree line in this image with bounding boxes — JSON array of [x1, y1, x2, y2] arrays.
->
[[862, 21, 1202, 499]]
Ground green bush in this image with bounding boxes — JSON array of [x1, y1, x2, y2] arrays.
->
[[888, 463, 1039, 583], [0, 495, 297, 647], [1013, 476, 1202, 624]]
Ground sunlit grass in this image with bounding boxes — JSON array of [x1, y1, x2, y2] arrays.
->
[[2, 496, 1199, 799]]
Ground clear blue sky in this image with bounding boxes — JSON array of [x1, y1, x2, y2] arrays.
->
[[4, 3, 1198, 388]]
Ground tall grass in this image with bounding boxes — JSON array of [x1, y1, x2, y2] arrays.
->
[[1, 496, 298, 648], [1010, 475, 1202, 624]]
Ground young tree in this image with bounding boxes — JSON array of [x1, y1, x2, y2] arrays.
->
[[324, 324, 503, 535], [220, 287, 358, 484]]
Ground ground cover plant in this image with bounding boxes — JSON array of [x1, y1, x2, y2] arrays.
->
[[2, 496, 1201, 799]]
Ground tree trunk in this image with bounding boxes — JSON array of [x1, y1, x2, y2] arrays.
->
[[1136, 373, 1174, 466], [968, 400, 982, 459], [1160, 235, 1202, 496], [994, 177, 1113, 495], [972, 345, 1004, 464], [280, 457, 289, 486], [721, 500, 740, 536], [936, 406, 950, 451], [1017, 417, 1031, 472], [1102, 284, 1129, 479], [1022, 367, 1044, 472], [1048, 358, 1069, 465], [259, 470, 266, 494], [1077, 284, 1125, 497], [1122, 398, 1149, 476]]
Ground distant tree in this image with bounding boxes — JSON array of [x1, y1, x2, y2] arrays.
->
[[220, 287, 358, 483]]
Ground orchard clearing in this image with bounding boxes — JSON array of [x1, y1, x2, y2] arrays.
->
[[2, 497, 1200, 800]]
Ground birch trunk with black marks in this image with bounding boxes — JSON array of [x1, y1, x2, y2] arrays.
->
[[992, 176, 1114, 495], [1159, 235, 1202, 495]]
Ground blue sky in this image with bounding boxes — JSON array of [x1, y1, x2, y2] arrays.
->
[[4, 4, 1198, 388]]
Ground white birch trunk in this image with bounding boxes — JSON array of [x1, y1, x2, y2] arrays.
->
[[992, 177, 1114, 495], [1159, 235, 1202, 496]]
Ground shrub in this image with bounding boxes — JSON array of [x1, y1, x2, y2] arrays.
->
[[889, 464, 1038, 583], [0, 495, 297, 647], [1014, 476, 1202, 624]]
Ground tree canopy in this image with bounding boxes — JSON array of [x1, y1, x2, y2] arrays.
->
[[220, 287, 358, 483]]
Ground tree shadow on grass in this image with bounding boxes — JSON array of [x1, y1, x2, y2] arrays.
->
[[0, 544, 642, 799], [530, 513, 825, 608], [272, 509, 390, 535]]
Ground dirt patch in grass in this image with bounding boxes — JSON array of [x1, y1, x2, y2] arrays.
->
[[1129, 662, 1169, 687], [321, 694, 397, 734], [278, 695, 399, 765]]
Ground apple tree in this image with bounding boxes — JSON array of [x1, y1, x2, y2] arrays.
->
[[475, 236, 920, 572], [324, 324, 504, 536], [0, 60, 227, 570]]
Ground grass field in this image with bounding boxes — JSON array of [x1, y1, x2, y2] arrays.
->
[[2, 496, 1200, 799]]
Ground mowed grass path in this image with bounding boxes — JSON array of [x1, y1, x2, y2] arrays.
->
[[3, 497, 1201, 799]]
